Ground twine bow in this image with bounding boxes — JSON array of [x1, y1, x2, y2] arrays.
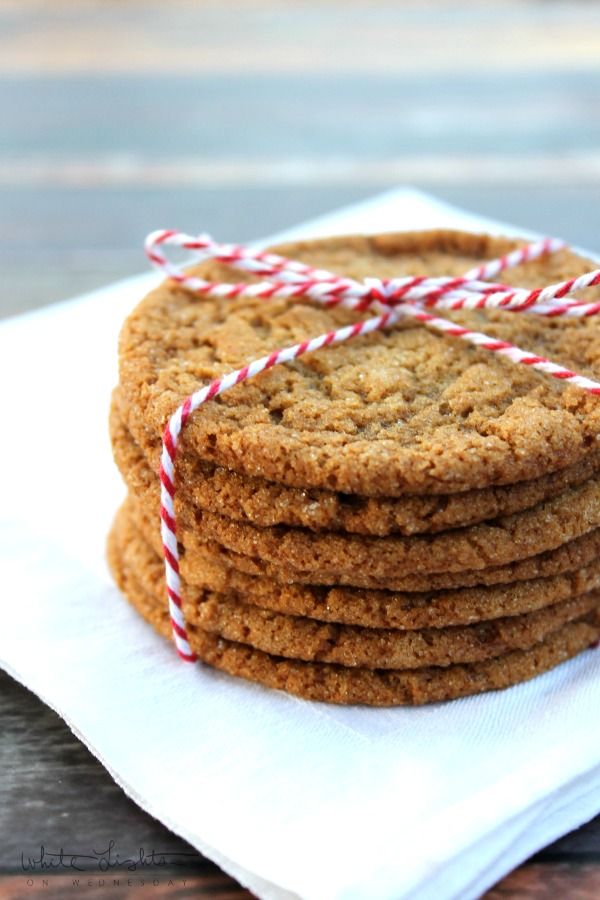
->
[[144, 229, 600, 661]]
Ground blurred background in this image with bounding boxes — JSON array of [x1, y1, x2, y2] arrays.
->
[[2, 0, 600, 317]]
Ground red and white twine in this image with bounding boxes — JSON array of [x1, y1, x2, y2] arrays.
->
[[144, 229, 600, 661]]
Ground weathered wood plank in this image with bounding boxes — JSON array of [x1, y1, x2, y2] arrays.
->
[[2, 669, 600, 899], [0, 671, 205, 875], [1, 1, 600, 75], [486, 862, 600, 898], [537, 817, 600, 861], [3, 71, 600, 159], [6, 863, 600, 899], [3, 183, 599, 319], [0, 872, 253, 899]]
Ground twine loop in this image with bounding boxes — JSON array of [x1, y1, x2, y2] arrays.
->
[[143, 228, 600, 661]]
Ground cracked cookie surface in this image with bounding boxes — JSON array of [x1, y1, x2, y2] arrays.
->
[[115, 496, 600, 630], [107, 504, 600, 706], [117, 230, 600, 497], [112, 502, 600, 670], [112, 390, 600, 536], [112, 402, 600, 584]]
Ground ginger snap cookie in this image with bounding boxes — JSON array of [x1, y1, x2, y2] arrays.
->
[[118, 230, 600, 498], [171, 479, 600, 585], [116, 496, 600, 630], [109, 226, 600, 703], [190, 592, 600, 670], [107, 506, 600, 706], [112, 389, 600, 536], [111, 397, 600, 586], [118, 420, 600, 586], [127, 480, 600, 594], [112, 502, 600, 670]]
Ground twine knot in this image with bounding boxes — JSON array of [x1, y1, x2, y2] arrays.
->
[[143, 228, 600, 661]]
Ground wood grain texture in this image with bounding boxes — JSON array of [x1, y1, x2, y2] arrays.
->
[[5, 71, 600, 160], [0, 872, 253, 899], [2, 3, 600, 318], [487, 863, 600, 898], [1, 670, 599, 898], [0, 672, 205, 874], [2, 0, 600, 74], [6, 183, 600, 319]]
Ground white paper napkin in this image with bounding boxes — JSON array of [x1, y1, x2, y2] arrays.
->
[[2, 188, 600, 900]]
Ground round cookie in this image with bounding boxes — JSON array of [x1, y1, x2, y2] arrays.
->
[[107, 510, 600, 706], [113, 503, 600, 669], [120, 494, 600, 630], [189, 619, 600, 706], [127, 484, 600, 594], [192, 593, 600, 670], [118, 230, 600, 498], [112, 404, 600, 584], [175, 479, 600, 585], [218, 525, 600, 593], [112, 390, 600, 537]]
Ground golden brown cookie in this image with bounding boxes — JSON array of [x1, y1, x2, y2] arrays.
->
[[111, 389, 600, 537], [127, 484, 600, 594], [107, 508, 600, 706], [116, 415, 600, 584], [114, 333, 600, 584], [120, 493, 600, 629], [112, 502, 600, 670], [118, 230, 600, 498], [193, 592, 600, 669], [174, 479, 600, 585]]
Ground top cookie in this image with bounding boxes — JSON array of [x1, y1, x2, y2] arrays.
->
[[118, 230, 600, 496]]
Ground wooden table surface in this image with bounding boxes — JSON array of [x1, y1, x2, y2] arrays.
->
[[2, 2, 600, 897]]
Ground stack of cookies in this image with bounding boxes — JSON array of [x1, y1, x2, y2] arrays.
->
[[107, 230, 600, 705]]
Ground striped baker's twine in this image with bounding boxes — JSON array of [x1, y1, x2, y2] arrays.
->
[[145, 229, 600, 661]]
